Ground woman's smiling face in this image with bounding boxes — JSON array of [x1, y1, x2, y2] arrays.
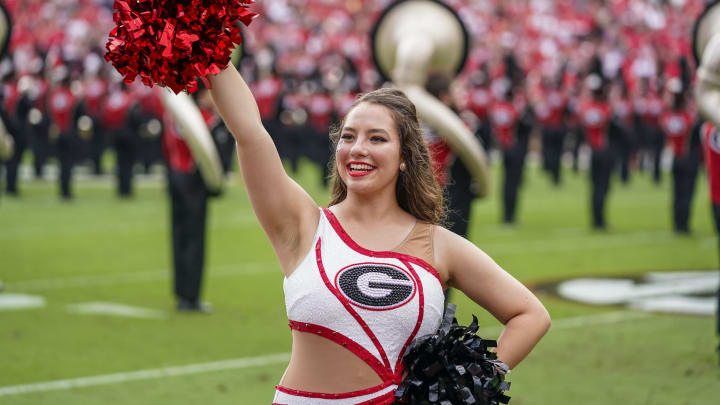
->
[[335, 102, 404, 196]]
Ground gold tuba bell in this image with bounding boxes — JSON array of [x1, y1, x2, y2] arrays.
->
[[161, 90, 224, 193], [371, 0, 490, 197]]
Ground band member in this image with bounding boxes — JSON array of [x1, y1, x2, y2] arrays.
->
[[102, 81, 137, 197], [659, 80, 700, 234], [466, 65, 493, 150], [634, 77, 665, 184], [276, 81, 308, 174], [578, 74, 615, 229], [133, 83, 165, 174], [489, 79, 531, 225], [424, 73, 476, 238], [81, 70, 108, 175], [533, 75, 568, 185], [163, 87, 221, 312], [250, 64, 284, 162], [1, 65, 27, 195], [612, 79, 637, 184], [306, 84, 335, 186], [26, 72, 51, 178], [46, 67, 80, 200]]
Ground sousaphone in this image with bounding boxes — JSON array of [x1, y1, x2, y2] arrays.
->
[[371, 0, 489, 197], [693, 0, 720, 127], [692, 0, 720, 361], [161, 90, 224, 193]]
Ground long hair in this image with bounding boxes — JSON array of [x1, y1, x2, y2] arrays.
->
[[327, 88, 445, 225]]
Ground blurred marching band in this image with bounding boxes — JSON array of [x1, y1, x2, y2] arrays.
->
[[0, 0, 711, 232]]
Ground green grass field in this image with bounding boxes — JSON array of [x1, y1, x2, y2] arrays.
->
[[1, 157, 719, 404]]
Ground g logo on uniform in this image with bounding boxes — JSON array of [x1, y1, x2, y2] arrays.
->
[[335, 263, 416, 310]]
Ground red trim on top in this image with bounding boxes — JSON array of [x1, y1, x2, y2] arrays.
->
[[322, 208, 444, 288], [355, 390, 397, 405], [393, 259, 425, 377], [333, 261, 417, 312], [275, 380, 394, 399], [315, 239, 393, 373], [288, 320, 391, 382]]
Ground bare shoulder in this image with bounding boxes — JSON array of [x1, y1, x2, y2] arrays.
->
[[433, 225, 483, 259], [432, 225, 495, 288], [431, 225, 471, 286]]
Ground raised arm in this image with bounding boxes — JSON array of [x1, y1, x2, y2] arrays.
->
[[209, 64, 319, 273], [435, 227, 551, 369]]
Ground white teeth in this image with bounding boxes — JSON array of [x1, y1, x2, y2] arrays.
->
[[349, 163, 374, 171]]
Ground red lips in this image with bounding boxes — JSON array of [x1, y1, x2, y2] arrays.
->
[[347, 161, 376, 177]]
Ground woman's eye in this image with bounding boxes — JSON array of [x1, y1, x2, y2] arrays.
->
[[340, 134, 353, 140], [371, 136, 387, 142]]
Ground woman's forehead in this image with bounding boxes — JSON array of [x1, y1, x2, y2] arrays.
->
[[343, 103, 396, 132]]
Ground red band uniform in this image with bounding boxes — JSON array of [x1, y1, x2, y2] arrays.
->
[[307, 90, 335, 186], [82, 75, 108, 175], [534, 85, 568, 185], [489, 89, 531, 224], [613, 89, 636, 184], [578, 95, 614, 229], [659, 108, 700, 233], [47, 81, 79, 199], [635, 87, 666, 183], [102, 85, 137, 197], [26, 76, 51, 177]]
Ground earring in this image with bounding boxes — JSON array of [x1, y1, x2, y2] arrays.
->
[[399, 162, 406, 171]]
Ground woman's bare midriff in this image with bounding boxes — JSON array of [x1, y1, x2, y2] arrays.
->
[[279, 330, 384, 393]]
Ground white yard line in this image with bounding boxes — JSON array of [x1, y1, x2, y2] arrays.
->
[[5, 262, 278, 291], [0, 311, 654, 397], [0, 353, 291, 397]]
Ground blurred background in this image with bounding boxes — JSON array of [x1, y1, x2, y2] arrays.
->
[[1, 0, 719, 404]]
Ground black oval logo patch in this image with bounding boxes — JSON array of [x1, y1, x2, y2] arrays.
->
[[335, 263, 416, 310]]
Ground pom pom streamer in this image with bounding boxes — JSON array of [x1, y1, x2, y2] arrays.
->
[[104, 0, 257, 94], [393, 304, 511, 404]]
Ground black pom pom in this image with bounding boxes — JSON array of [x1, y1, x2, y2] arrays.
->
[[393, 304, 510, 404]]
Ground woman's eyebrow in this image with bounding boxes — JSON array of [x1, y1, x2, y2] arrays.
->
[[342, 127, 389, 135]]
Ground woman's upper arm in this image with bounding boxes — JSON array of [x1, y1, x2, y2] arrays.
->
[[209, 65, 318, 248], [238, 133, 319, 237], [436, 227, 544, 324]]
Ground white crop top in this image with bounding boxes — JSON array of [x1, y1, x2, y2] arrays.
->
[[283, 208, 445, 384]]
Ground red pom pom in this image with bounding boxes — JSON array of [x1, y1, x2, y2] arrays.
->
[[104, 0, 257, 94]]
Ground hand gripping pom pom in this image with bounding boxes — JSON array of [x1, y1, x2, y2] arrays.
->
[[393, 304, 511, 405], [104, 0, 257, 94]]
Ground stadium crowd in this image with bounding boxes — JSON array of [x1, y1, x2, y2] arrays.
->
[[0, 0, 710, 232]]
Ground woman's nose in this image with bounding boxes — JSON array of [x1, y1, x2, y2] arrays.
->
[[350, 137, 368, 156]]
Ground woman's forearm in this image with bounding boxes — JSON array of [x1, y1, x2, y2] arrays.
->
[[494, 309, 551, 369], [208, 64, 266, 147]]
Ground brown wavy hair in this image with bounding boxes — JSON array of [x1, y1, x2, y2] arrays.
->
[[327, 88, 445, 225]]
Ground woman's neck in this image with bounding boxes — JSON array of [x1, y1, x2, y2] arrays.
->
[[332, 192, 407, 225]]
